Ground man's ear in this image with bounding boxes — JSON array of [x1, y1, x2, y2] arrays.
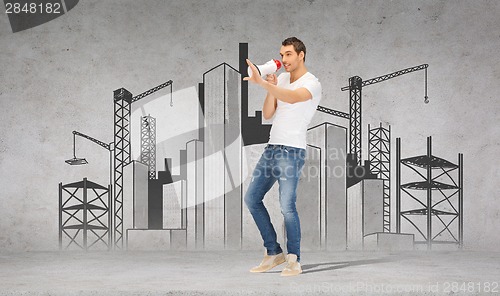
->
[[299, 51, 305, 61]]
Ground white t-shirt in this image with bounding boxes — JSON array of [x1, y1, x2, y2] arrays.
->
[[268, 72, 322, 149]]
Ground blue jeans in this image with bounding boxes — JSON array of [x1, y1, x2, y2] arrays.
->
[[244, 144, 306, 262]]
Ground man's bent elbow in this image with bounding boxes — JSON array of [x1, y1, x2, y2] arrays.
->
[[263, 111, 274, 120]]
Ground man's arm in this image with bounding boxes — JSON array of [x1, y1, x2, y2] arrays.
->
[[263, 92, 277, 120], [243, 59, 312, 104], [262, 74, 278, 120], [260, 83, 312, 104]]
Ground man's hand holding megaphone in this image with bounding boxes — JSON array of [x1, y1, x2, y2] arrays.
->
[[265, 73, 278, 85], [244, 59, 313, 104], [243, 59, 281, 85]]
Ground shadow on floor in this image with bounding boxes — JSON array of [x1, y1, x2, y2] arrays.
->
[[268, 257, 396, 274]]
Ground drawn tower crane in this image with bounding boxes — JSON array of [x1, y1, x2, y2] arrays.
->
[[316, 105, 350, 119], [113, 80, 173, 249], [316, 64, 429, 233], [341, 64, 429, 167], [316, 63, 428, 173]]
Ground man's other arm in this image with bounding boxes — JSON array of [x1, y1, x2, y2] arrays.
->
[[262, 74, 278, 120]]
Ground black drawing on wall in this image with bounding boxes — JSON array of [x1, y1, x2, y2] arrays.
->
[[112, 81, 173, 249], [60, 42, 464, 252], [61, 82, 173, 250], [340, 64, 429, 186], [396, 136, 463, 249], [368, 124, 391, 232], [59, 178, 111, 250], [141, 115, 157, 180], [239, 43, 271, 146], [65, 130, 114, 185]]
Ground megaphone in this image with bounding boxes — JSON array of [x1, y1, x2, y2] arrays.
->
[[247, 59, 282, 78]]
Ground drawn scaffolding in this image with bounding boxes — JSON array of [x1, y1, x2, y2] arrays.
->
[[368, 124, 391, 232], [59, 178, 112, 250], [396, 136, 463, 249], [141, 115, 157, 180]]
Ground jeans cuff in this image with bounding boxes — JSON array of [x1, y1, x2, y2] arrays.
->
[[267, 248, 283, 256]]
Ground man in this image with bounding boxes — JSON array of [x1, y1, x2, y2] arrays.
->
[[243, 37, 322, 277]]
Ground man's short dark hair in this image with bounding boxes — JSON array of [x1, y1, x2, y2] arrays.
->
[[282, 37, 306, 62]]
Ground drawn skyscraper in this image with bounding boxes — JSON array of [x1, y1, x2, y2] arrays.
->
[[199, 63, 242, 249], [306, 123, 348, 250]]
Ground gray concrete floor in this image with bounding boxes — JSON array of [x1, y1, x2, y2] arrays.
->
[[0, 250, 499, 295]]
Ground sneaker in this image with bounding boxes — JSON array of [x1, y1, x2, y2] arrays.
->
[[249, 250, 286, 273], [280, 254, 302, 276]]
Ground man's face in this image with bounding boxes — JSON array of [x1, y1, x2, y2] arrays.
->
[[280, 45, 303, 72]]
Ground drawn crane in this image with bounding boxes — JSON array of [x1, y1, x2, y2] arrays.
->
[[341, 64, 429, 166], [316, 64, 429, 233], [66, 130, 113, 175], [316, 64, 428, 167], [65, 130, 115, 245], [113, 80, 173, 249]]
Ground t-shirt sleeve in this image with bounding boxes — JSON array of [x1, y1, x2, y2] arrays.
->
[[302, 77, 322, 102]]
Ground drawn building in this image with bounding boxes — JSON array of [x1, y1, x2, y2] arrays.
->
[[306, 123, 348, 250], [62, 42, 464, 254]]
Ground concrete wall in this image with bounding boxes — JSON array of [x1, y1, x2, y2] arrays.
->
[[0, 0, 499, 251]]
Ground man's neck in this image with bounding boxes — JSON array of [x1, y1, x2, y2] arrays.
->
[[289, 64, 307, 83]]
